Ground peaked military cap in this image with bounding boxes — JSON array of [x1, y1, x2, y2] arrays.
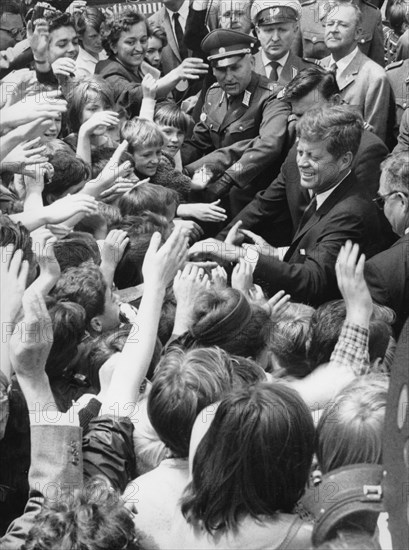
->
[[201, 29, 255, 68], [251, 0, 302, 25]]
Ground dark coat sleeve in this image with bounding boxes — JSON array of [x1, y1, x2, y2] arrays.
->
[[82, 415, 137, 493], [95, 59, 144, 114]]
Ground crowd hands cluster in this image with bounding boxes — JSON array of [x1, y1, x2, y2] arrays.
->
[[0, 0, 408, 549]]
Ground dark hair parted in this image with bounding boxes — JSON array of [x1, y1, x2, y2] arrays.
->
[[190, 288, 271, 360], [181, 383, 315, 532], [282, 65, 340, 102], [154, 101, 193, 135], [148, 347, 235, 457], [47, 12, 76, 34], [102, 10, 150, 57], [148, 23, 168, 46], [54, 231, 101, 272], [74, 6, 106, 38], [67, 77, 115, 133], [296, 105, 364, 159], [22, 476, 138, 550]]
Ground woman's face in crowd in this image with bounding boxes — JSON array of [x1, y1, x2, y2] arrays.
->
[[82, 24, 104, 57], [157, 125, 185, 157], [42, 113, 62, 142], [132, 145, 162, 177], [113, 22, 149, 70], [48, 26, 79, 63], [145, 36, 164, 68]]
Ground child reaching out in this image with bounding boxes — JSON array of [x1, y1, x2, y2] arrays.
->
[[121, 114, 227, 224]]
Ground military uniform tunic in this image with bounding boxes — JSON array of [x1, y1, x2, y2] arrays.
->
[[182, 71, 291, 191]]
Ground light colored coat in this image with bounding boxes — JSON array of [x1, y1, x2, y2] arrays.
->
[[320, 49, 391, 142]]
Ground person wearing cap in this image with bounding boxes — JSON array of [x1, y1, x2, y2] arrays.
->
[[182, 28, 291, 216], [319, 0, 391, 143], [252, 0, 312, 85], [291, 0, 385, 68]]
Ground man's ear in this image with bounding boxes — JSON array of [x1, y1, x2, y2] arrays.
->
[[341, 150, 354, 171], [354, 24, 363, 42], [90, 316, 103, 334]]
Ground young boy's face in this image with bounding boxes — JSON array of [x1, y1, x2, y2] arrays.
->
[[156, 125, 185, 158], [132, 146, 162, 177]]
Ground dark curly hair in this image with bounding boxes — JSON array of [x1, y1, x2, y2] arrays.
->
[[102, 10, 150, 57], [22, 476, 139, 550]]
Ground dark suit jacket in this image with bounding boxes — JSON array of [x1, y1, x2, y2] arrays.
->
[[218, 129, 389, 244], [365, 233, 409, 336], [95, 57, 160, 117], [251, 172, 391, 306], [253, 50, 313, 85]]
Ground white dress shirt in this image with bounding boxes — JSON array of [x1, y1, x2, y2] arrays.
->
[[260, 49, 290, 79], [328, 46, 359, 85]]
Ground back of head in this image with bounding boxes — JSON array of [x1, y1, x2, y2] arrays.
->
[[74, 6, 106, 38], [388, 0, 409, 34], [296, 105, 364, 159], [121, 117, 164, 155], [118, 183, 178, 218], [148, 347, 235, 458], [114, 213, 171, 289], [190, 287, 271, 360], [0, 214, 33, 264], [270, 314, 312, 378], [45, 150, 90, 203], [54, 232, 101, 272], [316, 374, 389, 473], [22, 476, 138, 550], [181, 383, 315, 532], [283, 65, 340, 102], [53, 262, 106, 329]]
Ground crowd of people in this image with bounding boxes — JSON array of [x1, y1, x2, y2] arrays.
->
[[0, 0, 408, 548]]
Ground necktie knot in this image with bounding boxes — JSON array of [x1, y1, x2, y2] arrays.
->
[[330, 62, 337, 75], [268, 60, 280, 81]]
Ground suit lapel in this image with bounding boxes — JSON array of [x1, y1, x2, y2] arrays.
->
[[337, 50, 362, 91], [291, 174, 355, 244], [254, 51, 267, 77], [219, 72, 260, 131]]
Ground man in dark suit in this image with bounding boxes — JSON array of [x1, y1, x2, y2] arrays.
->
[[190, 105, 391, 306], [251, 0, 312, 85], [219, 66, 390, 245], [364, 152, 409, 336]]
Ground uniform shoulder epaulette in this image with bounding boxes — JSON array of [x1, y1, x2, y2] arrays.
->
[[303, 57, 322, 65], [386, 59, 404, 71], [301, 0, 316, 6], [361, 0, 378, 9], [208, 81, 221, 90]]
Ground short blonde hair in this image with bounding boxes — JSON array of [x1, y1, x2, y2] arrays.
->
[[317, 374, 389, 474], [120, 117, 164, 154]]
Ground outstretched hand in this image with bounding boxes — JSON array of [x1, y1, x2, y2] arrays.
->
[[336, 240, 373, 325], [142, 226, 189, 290]]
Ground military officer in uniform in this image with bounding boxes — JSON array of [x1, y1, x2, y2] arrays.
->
[[181, 28, 291, 216], [251, 0, 313, 85], [386, 58, 409, 135], [292, 0, 385, 67]]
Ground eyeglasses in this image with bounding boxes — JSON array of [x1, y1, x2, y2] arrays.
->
[[0, 27, 26, 39], [372, 190, 408, 210]]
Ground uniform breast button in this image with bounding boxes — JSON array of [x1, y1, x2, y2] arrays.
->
[[403, 102, 407, 108], [239, 126, 243, 130], [312, 36, 317, 43], [360, 38, 365, 43], [210, 124, 213, 129]]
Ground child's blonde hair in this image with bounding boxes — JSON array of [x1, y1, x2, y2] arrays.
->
[[121, 118, 164, 154], [317, 374, 389, 474]]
